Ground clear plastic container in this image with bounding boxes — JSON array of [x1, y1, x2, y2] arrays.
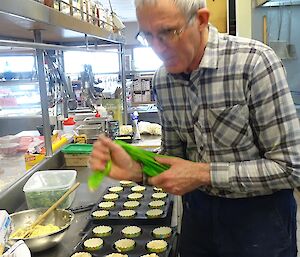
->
[[23, 170, 77, 209]]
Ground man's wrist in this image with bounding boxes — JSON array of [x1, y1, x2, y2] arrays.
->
[[195, 162, 211, 186], [130, 161, 143, 182]]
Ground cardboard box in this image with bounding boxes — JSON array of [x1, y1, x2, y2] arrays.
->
[[24, 153, 45, 171], [64, 154, 89, 167], [0, 210, 11, 255]]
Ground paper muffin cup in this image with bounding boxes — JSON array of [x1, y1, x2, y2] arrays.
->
[[105, 254, 129, 257], [114, 238, 135, 252], [148, 200, 165, 209], [152, 226, 172, 239], [108, 186, 124, 193], [119, 180, 134, 187], [146, 209, 163, 218], [103, 193, 119, 201], [92, 210, 110, 219], [151, 192, 167, 200], [121, 226, 142, 238], [98, 201, 115, 210], [93, 225, 112, 237], [83, 238, 103, 251], [146, 240, 168, 253], [71, 252, 92, 257], [153, 187, 164, 192], [123, 200, 140, 209], [131, 185, 146, 193], [118, 209, 136, 218], [127, 192, 143, 200], [140, 254, 159, 257]]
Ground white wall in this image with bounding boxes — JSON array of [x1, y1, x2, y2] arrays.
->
[[123, 21, 139, 46], [236, 0, 252, 38]]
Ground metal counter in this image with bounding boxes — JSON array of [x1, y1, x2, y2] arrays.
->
[[1, 142, 179, 257], [1, 152, 122, 256], [31, 167, 119, 257]]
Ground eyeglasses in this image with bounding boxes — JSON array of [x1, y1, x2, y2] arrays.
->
[[135, 15, 195, 46]]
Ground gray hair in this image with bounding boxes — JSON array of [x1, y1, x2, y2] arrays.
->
[[134, 0, 206, 20]]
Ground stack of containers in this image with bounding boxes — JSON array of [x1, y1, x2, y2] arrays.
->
[[0, 135, 26, 193]]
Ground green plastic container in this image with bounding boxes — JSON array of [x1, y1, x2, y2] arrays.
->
[[62, 144, 93, 167], [61, 144, 93, 154]]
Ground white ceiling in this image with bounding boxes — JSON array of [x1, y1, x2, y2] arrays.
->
[[101, 0, 137, 22]]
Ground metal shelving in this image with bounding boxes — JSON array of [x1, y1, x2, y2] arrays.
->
[[0, 0, 120, 44], [0, 0, 126, 157]]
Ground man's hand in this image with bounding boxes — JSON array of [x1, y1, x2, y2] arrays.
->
[[148, 156, 211, 195], [89, 135, 142, 182]]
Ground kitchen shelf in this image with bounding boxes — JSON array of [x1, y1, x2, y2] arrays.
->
[[0, 0, 120, 44]]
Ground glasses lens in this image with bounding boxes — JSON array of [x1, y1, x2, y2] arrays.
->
[[135, 32, 149, 46]]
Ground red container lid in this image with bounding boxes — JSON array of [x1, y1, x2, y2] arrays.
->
[[63, 117, 76, 125]]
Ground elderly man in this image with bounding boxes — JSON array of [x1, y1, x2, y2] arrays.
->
[[90, 0, 300, 256]]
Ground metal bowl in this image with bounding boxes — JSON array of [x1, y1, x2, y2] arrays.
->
[[8, 208, 74, 252]]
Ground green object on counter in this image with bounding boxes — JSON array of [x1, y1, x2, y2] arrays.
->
[[88, 160, 112, 191], [62, 143, 93, 154], [115, 140, 169, 177]]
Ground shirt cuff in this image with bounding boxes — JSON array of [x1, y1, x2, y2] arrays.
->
[[210, 162, 230, 188]]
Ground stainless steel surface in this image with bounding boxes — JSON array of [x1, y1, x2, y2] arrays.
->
[[8, 209, 74, 252], [0, 116, 43, 137], [83, 117, 110, 125], [30, 167, 118, 257], [34, 30, 53, 157], [0, 151, 65, 213], [76, 124, 104, 138], [1, 149, 119, 256], [0, 137, 175, 257], [261, 0, 300, 7], [0, 0, 119, 43], [120, 44, 128, 125], [0, 39, 118, 52]]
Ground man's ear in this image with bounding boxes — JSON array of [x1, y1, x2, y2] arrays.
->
[[196, 8, 210, 31]]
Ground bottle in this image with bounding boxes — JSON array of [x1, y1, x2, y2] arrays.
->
[[131, 111, 141, 140], [63, 117, 76, 134]]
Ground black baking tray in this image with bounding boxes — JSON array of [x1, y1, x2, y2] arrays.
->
[[87, 186, 173, 225], [72, 224, 177, 257]]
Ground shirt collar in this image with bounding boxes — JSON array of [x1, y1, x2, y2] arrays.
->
[[198, 24, 219, 70]]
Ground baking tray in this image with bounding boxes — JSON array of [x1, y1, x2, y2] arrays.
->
[[87, 186, 173, 226], [72, 224, 177, 257]]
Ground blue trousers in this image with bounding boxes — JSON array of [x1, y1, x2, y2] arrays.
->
[[179, 189, 297, 257]]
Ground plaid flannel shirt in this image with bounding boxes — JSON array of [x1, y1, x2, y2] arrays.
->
[[153, 25, 300, 198]]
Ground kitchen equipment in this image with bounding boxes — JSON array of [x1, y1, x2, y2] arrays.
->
[[84, 116, 109, 125], [23, 170, 77, 209], [76, 124, 104, 142], [8, 208, 75, 252], [62, 144, 93, 167]]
